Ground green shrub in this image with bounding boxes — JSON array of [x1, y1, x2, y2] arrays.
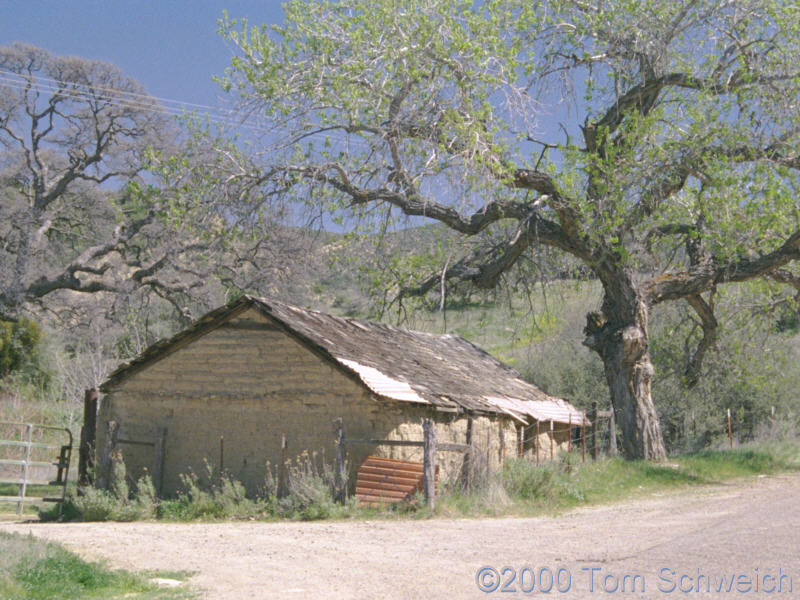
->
[[158, 461, 267, 521], [501, 458, 557, 501], [70, 487, 119, 521], [272, 451, 343, 520], [52, 457, 158, 522], [0, 317, 42, 377]]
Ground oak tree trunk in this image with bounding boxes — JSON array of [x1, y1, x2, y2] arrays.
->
[[584, 270, 667, 460]]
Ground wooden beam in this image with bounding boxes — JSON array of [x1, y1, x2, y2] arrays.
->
[[342, 438, 468, 452], [97, 420, 119, 490], [153, 427, 167, 495], [78, 389, 98, 489], [277, 434, 288, 498], [334, 417, 346, 503], [423, 418, 437, 510], [591, 401, 598, 460]]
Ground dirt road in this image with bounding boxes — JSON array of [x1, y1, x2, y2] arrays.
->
[[2, 474, 798, 599]]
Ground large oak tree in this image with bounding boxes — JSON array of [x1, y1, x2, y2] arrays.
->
[[0, 43, 198, 323], [0, 43, 288, 330], [217, 1, 800, 459]]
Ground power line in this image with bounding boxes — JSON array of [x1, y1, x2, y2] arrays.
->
[[0, 70, 271, 134], [0, 68, 373, 148], [0, 67, 226, 114]]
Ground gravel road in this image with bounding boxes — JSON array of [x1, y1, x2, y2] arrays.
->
[[2, 473, 798, 599]]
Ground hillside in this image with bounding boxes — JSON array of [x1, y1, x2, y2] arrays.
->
[[3, 222, 798, 456]]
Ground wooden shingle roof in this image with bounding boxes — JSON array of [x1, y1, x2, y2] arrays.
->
[[101, 295, 588, 426]]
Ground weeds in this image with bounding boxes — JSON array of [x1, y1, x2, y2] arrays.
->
[[437, 438, 800, 517], [271, 451, 351, 520], [46, 438, 800, 523], [56, 452, 354, 522], [0, 531, 194, 599], [158, 461, 267, 520]]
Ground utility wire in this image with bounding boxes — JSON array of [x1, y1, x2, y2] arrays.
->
[[0, 69, 379, 151], [0, 67, 227, 114], [0, 70, 272, 134]]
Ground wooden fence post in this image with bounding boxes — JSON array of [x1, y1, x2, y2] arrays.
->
[[581, 416, 586, 463], [334, 418, 346, 503], [535, 421, 540, 465], [460, 416, 473, 491], [219, 434, 225, 477], [727, 408, 733, 448], [568, 414, 572, 453], [153, 427, 167, 495], [608, 407, 618, 456], [78, 388, 98, 489], [277, 434, 288, 498], [423, 418, 437, 510], [590, 401, 598, 460], [549, 420, 554, 461], [97, 420, 119, 490], [485, 426, 491, 471]]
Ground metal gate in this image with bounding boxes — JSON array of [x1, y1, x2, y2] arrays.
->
[[0, 422, 72, 517]]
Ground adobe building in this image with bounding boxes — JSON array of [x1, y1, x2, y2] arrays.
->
[[97, 296, 588, 495]]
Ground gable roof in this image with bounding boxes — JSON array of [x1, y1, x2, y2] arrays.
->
[[101, 296, 588, 426]]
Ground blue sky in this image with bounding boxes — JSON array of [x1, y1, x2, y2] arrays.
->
[[2, 1, 286, 109]]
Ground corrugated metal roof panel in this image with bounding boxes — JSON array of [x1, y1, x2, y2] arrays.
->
[[337, 358, 429, 405], [485, 396, 590, 426]]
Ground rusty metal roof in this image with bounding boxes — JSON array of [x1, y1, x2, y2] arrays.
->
[[101, 295, 588, 426]]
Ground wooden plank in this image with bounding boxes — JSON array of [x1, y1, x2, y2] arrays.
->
[[343, 439, 469, 452], [117, 438, 155, 447], [0, 478, 64, 486], [0, 459, 53, 468], [345, 439, 425, 447], [0, 495, 44, 504], [0, 440, 61, 449]]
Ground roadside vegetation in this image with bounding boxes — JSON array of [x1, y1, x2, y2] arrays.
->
[[439, 438, 800, 518], [0, 531, 194, 599], [38, 437, 800, 524]]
